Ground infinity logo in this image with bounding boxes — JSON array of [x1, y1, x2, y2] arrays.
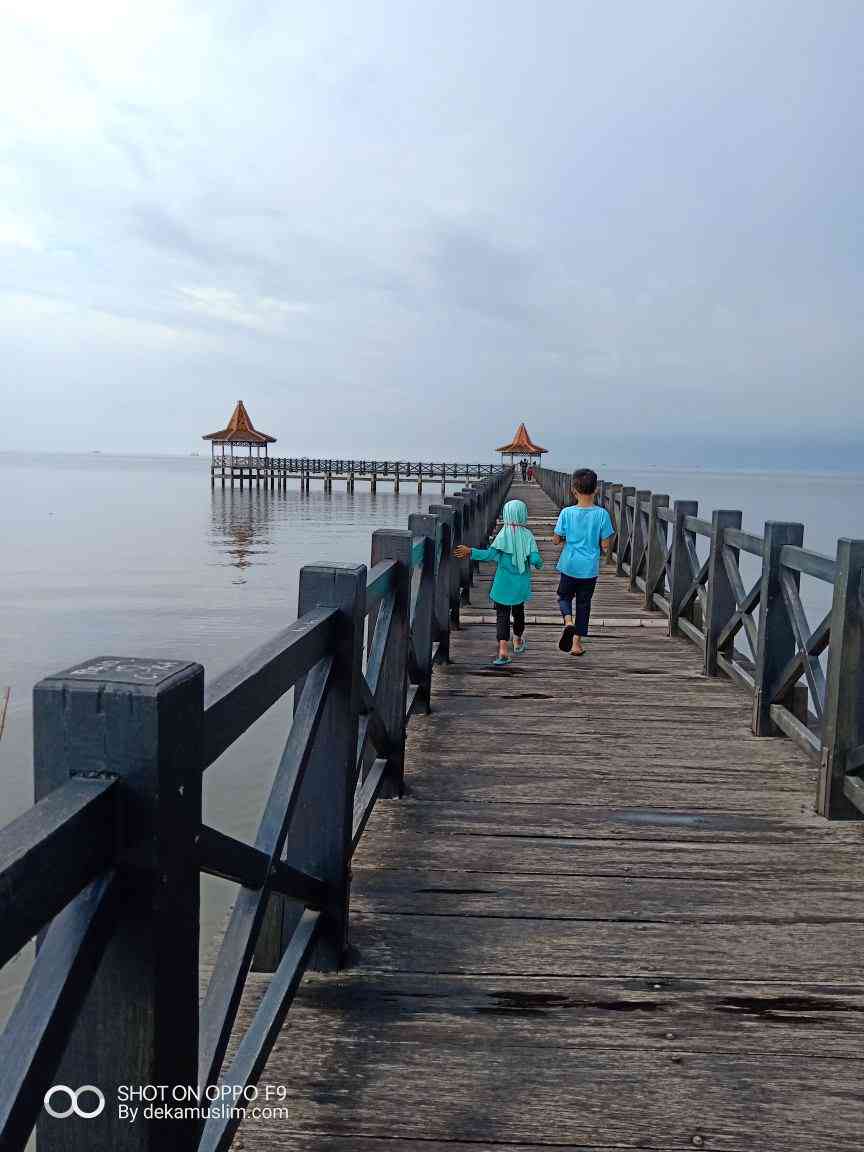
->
[[44, 1086, 106, 1119]]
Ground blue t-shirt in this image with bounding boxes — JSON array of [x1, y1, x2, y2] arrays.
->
[[555, 505, 615, 578]]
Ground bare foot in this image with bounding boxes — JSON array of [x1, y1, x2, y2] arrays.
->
[[571, 640, 585, 656]]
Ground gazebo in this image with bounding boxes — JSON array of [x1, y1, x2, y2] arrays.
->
[[202, 401, 276, 466], [495, 423, 547, 465]]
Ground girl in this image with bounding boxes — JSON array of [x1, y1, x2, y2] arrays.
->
[[454, 499, 543, 666]]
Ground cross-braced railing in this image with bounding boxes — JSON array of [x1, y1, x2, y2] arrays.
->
[[0, 469, 512, 1152], [535, 466, 864, 824]]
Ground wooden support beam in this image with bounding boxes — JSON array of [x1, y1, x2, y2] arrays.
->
[[368, 531, 412, 797], [704, 510, 742, 676], [644, 494, 670, 609], [629, 489, 651, 592], [818, 538, 864, 819], [752, 522, 803, 736]]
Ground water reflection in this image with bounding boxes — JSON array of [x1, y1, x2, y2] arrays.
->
[[209, 488, 278, 581]]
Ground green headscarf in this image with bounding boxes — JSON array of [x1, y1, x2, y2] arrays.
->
[[490, 499, 537, 574]]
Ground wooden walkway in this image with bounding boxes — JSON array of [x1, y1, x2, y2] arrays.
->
[[233, 481, 864, 1151]]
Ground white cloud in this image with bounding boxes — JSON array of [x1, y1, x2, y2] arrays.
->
[[174, 286, 310, 332], [0, 208, 44, 251], [0, 291, 200, 349]]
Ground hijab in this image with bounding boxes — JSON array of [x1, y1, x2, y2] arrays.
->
[[490, 499, 537, 574]]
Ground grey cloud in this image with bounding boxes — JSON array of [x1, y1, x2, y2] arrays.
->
[[429, 224, 539, 321], [133, 205, 266, 271]]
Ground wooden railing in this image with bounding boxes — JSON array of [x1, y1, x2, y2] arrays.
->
[[535, 466, 864, 822], [0, 469, 511, 1152], [212, 457, 500, 477]]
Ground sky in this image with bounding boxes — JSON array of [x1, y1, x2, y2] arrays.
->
[[0, 0, 862, 466]]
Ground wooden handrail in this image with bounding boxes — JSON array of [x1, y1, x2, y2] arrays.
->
[[535, 464, 864, 824]]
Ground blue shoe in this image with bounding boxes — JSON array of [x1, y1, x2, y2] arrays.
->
[[513, 638, 527, 654], [491, 656, 512, 666]]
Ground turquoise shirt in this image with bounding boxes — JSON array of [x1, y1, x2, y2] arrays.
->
[[470, 546, 543, 606], [554, 505, 614, 578]]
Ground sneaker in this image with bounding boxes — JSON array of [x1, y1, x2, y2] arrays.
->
[[513, 638, 527, 654], [558, 624, 576, 652], [491, 655, 512, 666]]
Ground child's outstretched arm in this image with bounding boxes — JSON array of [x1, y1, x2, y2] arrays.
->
[[530, 549, 544, 569], [454, 544, 498, 563]]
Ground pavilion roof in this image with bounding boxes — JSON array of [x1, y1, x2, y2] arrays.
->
[[495, 422, 547, 455], [203, 401, 276, 445]]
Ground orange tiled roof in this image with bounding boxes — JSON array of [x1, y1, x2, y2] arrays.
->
[[495, 422, 546, 455], [203, 401, 276, 445]]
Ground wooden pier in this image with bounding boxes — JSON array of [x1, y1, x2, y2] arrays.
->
[[210, 457, 502, 495], [2, 468, 863, 1152], [220, 480, 864, 1151]]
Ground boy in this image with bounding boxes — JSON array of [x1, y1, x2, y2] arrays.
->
[[552, 469, 614, 655]]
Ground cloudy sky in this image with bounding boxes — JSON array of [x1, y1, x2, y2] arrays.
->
[[1, 0, 861, 464]]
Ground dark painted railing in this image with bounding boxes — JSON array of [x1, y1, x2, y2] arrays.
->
[[0, 469, 512, 1152], [278, 459, 501, 476], [535, 465, 864, 822], [211, 457, 500, 476]]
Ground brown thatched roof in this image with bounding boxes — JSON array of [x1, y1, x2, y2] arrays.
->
[[496, 422, 546, 455], [203, 401, 276, 445]]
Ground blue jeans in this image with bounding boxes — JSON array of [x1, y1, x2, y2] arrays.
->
[[557, 575, 597, 635]]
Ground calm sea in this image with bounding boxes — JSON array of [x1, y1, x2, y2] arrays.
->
[[1, 452, 863, 1020]]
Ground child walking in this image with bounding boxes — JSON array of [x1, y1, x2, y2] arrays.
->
[[552, 469, 614, 656], [453, 498, 543, 666]]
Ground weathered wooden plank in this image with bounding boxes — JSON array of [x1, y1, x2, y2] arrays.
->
[[349, 911, 864, 981], [350, 868, 864, 922], [360, 791, 861, 837], [352, 823, 864, 883], [399, 769, 813, 814], [233, 970, 864, 1061], [243, 1024, 864, 1150]]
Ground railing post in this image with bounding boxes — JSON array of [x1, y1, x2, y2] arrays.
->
[[460, 488, 477, 587], [752, 522, 805, 736], [644, 493, 670, 609], [705, 510, 743, 676], [668, 500, 699, 635], [368, 532, 411, 797], [818, 539, 864, 819], [605, 483, 621, 567], [408, 514, 437, 712], [629, 489, 651, 591], [33, 657, 204, 1152], [616, 486, 635, 576], [445, 494, 470, 606], [428, 504, 453, 662], [285, 563, 365, 970]]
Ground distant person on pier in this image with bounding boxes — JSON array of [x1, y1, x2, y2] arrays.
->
[[552, 469, 614, 656], [519, 458, 528, 481], [453, 499, 543, 666], [526, 463, 535, 482]]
